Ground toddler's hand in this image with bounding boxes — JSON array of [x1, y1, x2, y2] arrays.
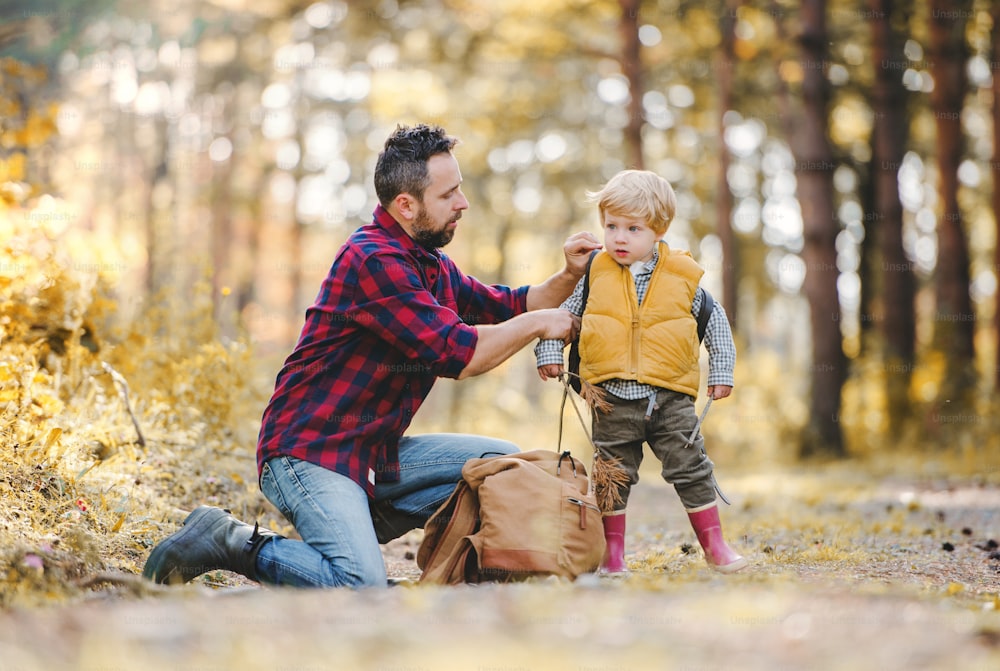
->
[[707, 385, 732, 400], [537, 364, 564, 380]]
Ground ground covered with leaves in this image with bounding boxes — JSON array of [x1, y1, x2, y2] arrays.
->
[[1, 462, 999, 671], [3, 212, 1000, 670]]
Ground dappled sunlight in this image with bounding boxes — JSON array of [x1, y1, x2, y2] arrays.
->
[[0, 1, 999, 669]]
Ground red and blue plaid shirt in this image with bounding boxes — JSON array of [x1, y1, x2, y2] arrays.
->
[[257, 205, 529, 496]]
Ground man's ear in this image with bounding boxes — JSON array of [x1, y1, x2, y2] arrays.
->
[[393, 193, 418, 221]]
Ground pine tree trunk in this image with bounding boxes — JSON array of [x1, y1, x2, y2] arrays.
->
[[618, 0, 644, 170], [869, 0, 915, 434], [928, 0, 975, 416], [857, 154, 876, 357], [716, 0, 739, 328], [211, 148, 233, 336], [794, 0, 845, 458], [144, 119, 169, 299], [239, 176, 264, 316], [992, 4, 1000, 391]]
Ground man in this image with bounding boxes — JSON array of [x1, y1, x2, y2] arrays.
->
[[143, 123, 602, 588]]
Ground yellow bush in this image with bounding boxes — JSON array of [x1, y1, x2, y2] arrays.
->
[[0, 206, 265, 605]]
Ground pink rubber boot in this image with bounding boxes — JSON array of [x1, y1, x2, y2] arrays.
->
[[600, 513, 628, 573], [687, 503, 748, 573]]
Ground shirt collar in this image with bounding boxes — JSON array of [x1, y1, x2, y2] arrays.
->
[[634, 249, 660, 275], [372, 205, 441, 264]]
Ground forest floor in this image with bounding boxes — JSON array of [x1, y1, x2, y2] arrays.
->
[[1, 457, 999, 671]]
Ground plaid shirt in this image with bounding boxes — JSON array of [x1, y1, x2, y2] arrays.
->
[[534, 251, 736, 400], [258, 205, 529, 496]]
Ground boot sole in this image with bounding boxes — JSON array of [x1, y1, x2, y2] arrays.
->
[[709, 556, 749, 574], [598, 568, 630, 577], [142, 506, 227, 584]]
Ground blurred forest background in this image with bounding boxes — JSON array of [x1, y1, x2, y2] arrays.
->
[[3, 0, 1000, 481]]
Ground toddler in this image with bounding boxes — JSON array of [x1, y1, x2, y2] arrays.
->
[[536, 170, 746, 573]]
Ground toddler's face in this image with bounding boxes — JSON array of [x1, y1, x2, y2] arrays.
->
[[602, 213, 659, 266]]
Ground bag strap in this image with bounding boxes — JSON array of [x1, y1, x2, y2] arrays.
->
[[418, 482, 480, 584], [556, 376, 602, 495], [580, 250, 596, 310], [697, 287, 715, 342], [567, 250, 598, 394]]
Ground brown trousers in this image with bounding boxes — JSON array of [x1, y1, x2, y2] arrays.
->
[[592, 388, 717, 511]]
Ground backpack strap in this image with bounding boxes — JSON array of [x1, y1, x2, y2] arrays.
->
[[417, 482, 480, 584], [567, 251, 598, 394], [696, 287, 715, 342]]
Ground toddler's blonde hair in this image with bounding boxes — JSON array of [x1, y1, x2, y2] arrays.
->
[[587, 170, 676, 235]]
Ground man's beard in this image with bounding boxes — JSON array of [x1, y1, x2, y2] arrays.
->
[[411, 206, 457, 250]]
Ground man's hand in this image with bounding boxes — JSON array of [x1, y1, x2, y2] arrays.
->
[[533, 308, 580, 342], [525, 232, 601, 312], [458, 309, 579, 380], [563, 231, 602, 278], [707, 385, 733, 400], [537, 364, 564, 380]]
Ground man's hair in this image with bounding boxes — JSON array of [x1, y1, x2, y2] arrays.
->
[[587, 170, 677, 235], [374, 124, 459, 206]]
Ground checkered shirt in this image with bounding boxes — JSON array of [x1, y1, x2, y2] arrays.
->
[[258, 205, 529, 495]]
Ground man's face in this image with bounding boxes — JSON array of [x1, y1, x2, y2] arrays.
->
[[410, 153, 469, 250]]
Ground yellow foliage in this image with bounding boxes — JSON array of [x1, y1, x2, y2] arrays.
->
[[685, 8, 723, 49], [16, 111, 58, 148], [0, 204, 265, 606], [0, 153, 26, 182], [0, 56, 58, 193], [0, 94, 22, 118]]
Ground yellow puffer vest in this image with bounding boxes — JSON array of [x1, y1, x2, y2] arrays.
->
[[579, 242, 704, 397]]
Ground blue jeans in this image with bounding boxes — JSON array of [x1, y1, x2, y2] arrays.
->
[[255, 433, 518, 588]]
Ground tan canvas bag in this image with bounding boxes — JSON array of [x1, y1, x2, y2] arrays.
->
[[417, 450, 606, 584]]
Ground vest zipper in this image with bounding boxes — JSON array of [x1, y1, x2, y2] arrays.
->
[[627, 267, 641, 377], [630, 316, 640, 376]]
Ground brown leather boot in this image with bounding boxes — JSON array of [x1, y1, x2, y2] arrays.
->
[[687, 502, 747, 573], [599, 512, 628, 573]]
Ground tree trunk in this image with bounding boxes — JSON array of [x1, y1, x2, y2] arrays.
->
[[618, 0, 644, 169], [993, 3, 1000, 391], [793, 0, 845, 458], [869, 0, 915, 434], [716, 0, 740, 328], [144, 118, 169, 299], [238, 173, 266, 316], [928, 0, 975, 414], [289, 118, 306, 343], [211, 147, 234, 336], [856, 158, 876, 356]]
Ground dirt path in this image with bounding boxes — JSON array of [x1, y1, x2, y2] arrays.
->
[[1, 466, 999, 671]]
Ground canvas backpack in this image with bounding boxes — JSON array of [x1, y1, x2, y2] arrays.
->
[[417, 449, 606, 584]]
